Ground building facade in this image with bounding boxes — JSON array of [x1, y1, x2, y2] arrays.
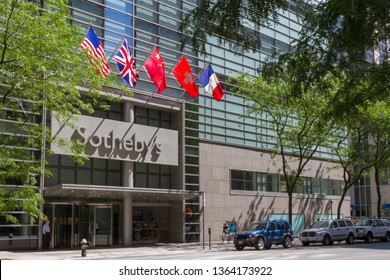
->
[[0, 0, 352, 250]]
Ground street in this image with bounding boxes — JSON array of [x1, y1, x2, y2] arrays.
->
[[105, 241, 390, 260], [1, 240, 389, 260], [2, 241, 390, 280]]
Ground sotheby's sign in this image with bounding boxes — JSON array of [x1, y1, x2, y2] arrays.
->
[[51, 113, 178, 165]]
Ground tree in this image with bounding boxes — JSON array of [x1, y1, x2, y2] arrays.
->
[[0, 0, 125, 224], [362, 101, 390, 218], [179, 0, 291, 53], [231, 65, 341, 225], [330, 111, 375, 218], [297, 0, 390, 118], [181, 1, 390, 112]]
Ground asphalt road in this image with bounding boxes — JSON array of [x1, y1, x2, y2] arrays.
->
[[106, 240, 390, 260], [2, 241, 389, 280]]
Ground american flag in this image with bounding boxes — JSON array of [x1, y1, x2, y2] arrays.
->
[[114, 38, 139, 87], [80, 26, 111, 77]]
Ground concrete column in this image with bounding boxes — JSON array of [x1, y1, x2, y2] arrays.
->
[[123, 197, 133, 246], [122, 101, 134, 246], [122, 101, 134, 188]]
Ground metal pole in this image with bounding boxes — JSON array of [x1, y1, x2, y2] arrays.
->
[[200, 191, 205, 250], [38, 71, 47, 250]]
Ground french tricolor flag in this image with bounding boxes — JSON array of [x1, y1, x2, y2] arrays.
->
[[198, 64, 224, 101]]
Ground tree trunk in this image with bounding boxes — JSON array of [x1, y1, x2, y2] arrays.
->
[[337, 185, 348, 219], [288, 191, 293, 226], [374, 166, 382, 218]]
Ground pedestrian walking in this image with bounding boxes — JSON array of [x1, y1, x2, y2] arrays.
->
[[222, 222, 230, 244]]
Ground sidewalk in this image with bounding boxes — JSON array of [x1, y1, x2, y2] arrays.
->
[[0, 241, 229, 260], [1, 239, 302, 260]]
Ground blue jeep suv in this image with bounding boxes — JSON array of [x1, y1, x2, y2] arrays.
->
[[234, 219, 294, 250]]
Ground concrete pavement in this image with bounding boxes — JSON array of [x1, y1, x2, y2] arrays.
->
[[0, 241, 236, 260]]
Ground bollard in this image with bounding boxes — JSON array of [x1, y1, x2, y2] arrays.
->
[[208, 227, 211, 250], [80, 238, 88, 257], [8, 233, 13, 247]]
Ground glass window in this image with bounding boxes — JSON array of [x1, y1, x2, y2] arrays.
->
[[46, 168, 58, 186], [135, 174, 147, 188], [93, 171, 106, 185], [338, 220, 347, 227], [107, 172, 121, 186], [61, 169, 75, 184], [77, 170, 90, 184], [93, 159, 106, 169]]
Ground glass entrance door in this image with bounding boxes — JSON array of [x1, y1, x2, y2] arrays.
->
[[95, 206, 112, 246], [53, 205, 72, 249], [74, 205, 94, 247]]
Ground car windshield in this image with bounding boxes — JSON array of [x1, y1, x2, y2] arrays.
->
[[309, 221, 330, 228], [355, 219, 372, 226], [248, 223, 267, 230]]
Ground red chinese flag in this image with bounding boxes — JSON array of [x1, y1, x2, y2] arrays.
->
[[172, 55, 199, 98], [143, 47, 167, 94]]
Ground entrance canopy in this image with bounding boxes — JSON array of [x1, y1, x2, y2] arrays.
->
[[45, 184, 201, 202]]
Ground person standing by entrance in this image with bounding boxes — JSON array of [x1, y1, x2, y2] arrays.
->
[[42, 220, 51, 250]]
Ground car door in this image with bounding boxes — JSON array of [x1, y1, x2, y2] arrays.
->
[[373, 220, 385, 238], [274, 223, 284, 242], [337, 220, 349, 239], [330, 221, 342, 241], [267, 222, 277, 242]]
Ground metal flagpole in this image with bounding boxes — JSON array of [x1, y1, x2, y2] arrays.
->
[[84, 22, 92, 37], [143, 46, 157, 103], [38, 71, 47, 250], [108, 35, 126, 63], [146, 46, 168, 103], [169, 54, 187, 107], [170, 91, 186, 109], [146, 87, 159, 103]]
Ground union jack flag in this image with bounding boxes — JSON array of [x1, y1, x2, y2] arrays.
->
[[80, 26, 111, 77], [114, 38, 139, 87]]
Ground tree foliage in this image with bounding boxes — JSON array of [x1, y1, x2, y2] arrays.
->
[[0, 0, 125, 224], [180, 0, 290, 53], [231, 63, 341, 225]]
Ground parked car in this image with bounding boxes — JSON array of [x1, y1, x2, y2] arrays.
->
[[233, 219, 294, 251], [354, 218, 390, 243], [299, 219, 356, 246]]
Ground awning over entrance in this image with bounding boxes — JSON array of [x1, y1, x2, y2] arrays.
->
[[45, 184, 201, 201]]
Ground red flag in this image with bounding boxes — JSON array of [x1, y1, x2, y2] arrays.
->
[[171, 55, 199, 98], [143, 47, 166, 94]]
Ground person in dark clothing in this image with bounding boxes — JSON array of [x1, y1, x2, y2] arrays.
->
[[42, 220, 51, 250]]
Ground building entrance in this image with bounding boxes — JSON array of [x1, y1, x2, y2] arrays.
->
[[44, 203, 120, 249]]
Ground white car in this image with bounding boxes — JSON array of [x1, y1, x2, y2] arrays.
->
[[354, 218, 390, 243], [299, 219, 356, 246]]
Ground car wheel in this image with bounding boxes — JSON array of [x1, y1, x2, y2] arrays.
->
[[265, 244, 272, 250], [235, 244, 244, 251], [346, 233, 355, 244], [365, 232, 373, 243], [282, 236, 292, 248], [322, 235, 332, 246], [254, 237, 265, 250]]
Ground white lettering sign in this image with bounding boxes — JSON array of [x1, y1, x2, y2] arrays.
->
[[51, 113, 178, 165]]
